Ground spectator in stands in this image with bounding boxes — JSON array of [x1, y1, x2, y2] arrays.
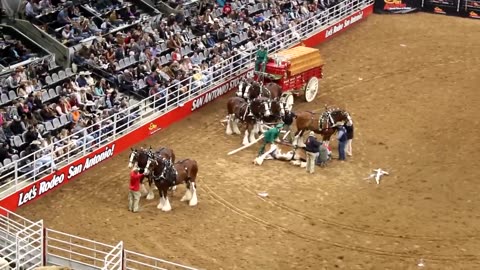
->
[[71, 119, 95, 148], [39, 104, 56, 121], [25, 0, 39, 19], [1, 122, 14, 143], [10, 116, 25, 135], [55, 97, 72, 115], [0, 143, 12, 164], [4, 72, 20, 90], [28, 140, 57, 174], [62, 25, 83, 45], [25, 125, 40, 146], [109, 10, 123, 27], [38, 0, 53, 10], [0, 125, 7, 145], [57, 7, 72, 25]]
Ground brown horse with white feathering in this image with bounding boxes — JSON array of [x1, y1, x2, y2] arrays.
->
[[293, 106, 353, 147], [225, 96, 272, 145]]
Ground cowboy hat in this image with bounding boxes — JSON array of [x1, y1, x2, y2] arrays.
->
[[79, 71, 86, 75], [71, 106, 79, 111], [308, 131, 315, 137], [84, 71, 92, 75]]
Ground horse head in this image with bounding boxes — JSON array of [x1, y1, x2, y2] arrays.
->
[[251, 97, 271, 118], [128, 148, 137, 168], [144, 153, 157, 175]]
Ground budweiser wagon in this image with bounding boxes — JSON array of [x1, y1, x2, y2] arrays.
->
[[254, 45, 324, 110]]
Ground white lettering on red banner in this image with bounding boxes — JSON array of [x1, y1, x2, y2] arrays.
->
[[191, 70, 254, 111], [17, 144, 116, 207], [325, 11, 364, 38]]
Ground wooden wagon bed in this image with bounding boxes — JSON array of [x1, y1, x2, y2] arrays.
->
[[268, 46, 324, 76]]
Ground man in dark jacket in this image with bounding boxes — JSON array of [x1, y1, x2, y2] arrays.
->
[[282, 109, 296, 143], [336, 122, 348, 161], [305, 131, 320, 173]]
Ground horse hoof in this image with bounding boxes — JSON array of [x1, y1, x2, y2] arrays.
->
[[146, 194, 154, 200], [161, 206, 172, 212]]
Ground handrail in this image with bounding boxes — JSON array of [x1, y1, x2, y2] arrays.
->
[[0, 0, 374, 200]]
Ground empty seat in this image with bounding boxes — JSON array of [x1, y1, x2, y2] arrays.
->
[[124, 57, 131, 66], [3, 158, 12, 169], [45, 121, 54, 132], [45, 76, 53, 85], [55, 85, 62, 95], [52, 73, 60, 82], [66, 68, 73, 77], [41, 91, 50, 103], [21, 131, 27, 142], [58, 70, 66, 79], [119, 59, 126, 68], [52, 118, 62, 129], [48, 88, 57, 99], [8, 90, 17, 100], [13, 136, 23, 148], [129, 55, 136, 64], [59, 114, 69, 126], [1, 93, 9, 104], [11, 154, 19, 161], [20, 150, 27, 158]]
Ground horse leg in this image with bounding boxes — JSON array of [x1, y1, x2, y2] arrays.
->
[[298, 130, 307, 148], [293, 130, 302, 147], [226, 114, 233, 135], [242, 125, 250, 145], [249, 123, 257, 142], [181, 181, 192, 202], [157, 185, 166, 209], [161, 187, 172, 212], [232, 116, 241, 134], [146, 178, 155, 200], [189, 182, 198, 206]]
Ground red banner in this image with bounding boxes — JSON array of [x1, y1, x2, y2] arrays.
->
[[0, 4, 375, 212]]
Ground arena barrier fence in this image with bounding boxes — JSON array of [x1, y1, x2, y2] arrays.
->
[[0, 0, 374, 269], [0, 207, 198, 270], [0, 207, 43, 269]]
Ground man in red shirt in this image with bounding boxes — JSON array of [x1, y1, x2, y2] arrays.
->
[[128, 168, 145, 213]]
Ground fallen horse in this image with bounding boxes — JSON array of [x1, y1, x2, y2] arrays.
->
[[253, 142, 309, 167]]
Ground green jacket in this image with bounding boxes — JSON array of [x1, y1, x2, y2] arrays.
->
[[256, 49, 268, 63], [264, 127, 280, 143]]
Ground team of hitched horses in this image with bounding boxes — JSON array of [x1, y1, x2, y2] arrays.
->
[[127, 78, 352, 212]]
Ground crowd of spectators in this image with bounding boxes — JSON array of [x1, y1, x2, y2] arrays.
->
[[25, 0, 144, 47], [0, 33, 39, 68], [72, 0, 345, 104], [0, 61, 134, 182]]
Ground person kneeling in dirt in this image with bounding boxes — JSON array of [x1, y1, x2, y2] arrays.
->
[[317, 142, 329, 167]]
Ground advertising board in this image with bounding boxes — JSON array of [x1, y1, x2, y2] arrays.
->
[[0, 4, 375, 212], [300, 5, 374, 48]]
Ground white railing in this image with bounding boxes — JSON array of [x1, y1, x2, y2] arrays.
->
[[0, 207, 44, 270], [0, 0, 374, 200], [102, 241, 123, 270], [45, 228, 114, 269], [124, 250, 199, 270]]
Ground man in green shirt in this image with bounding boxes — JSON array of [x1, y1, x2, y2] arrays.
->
[[255, 45, 268, 72], [258, 123, 284, 156]]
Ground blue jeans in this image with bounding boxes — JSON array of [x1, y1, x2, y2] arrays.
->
[[338, 140, 347, 160]]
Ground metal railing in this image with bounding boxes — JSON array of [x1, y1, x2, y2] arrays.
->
[[0, 0, 374, 200], [45, 228, 116, 269], [0, 207, 43, 270], [124, 249, 198, 270], [102, 241, 123, 270]]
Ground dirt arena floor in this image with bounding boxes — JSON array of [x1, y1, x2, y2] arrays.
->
[[17, 13, 480, 269]]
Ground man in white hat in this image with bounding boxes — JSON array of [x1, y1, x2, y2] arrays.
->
[[305, 131, 321, 173]]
